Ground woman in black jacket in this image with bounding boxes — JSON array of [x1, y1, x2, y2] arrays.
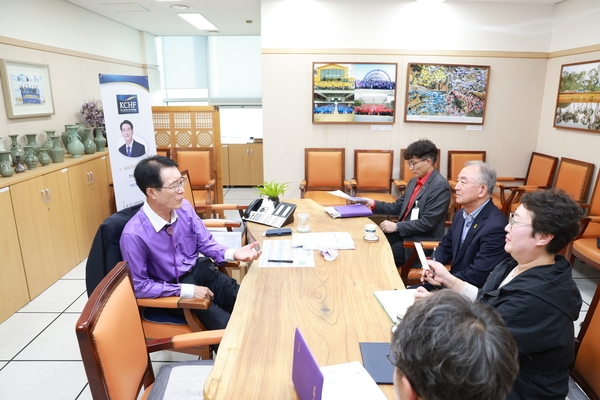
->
[[419, 189, 583, 400]]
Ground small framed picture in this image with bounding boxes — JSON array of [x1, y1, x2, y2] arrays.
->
[[0, 59, 55, 119]]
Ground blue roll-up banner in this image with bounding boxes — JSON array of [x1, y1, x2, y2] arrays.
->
[[99, 74, 157, 211]]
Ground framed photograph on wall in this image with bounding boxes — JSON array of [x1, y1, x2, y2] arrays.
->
[[553, 59, 600, 133], [404, 63, 490, 125], [313, 63, 397, 124], [0, 59, 55, 119]]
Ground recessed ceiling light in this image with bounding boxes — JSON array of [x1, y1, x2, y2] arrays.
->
[[169, 4, 191, 10], [179, 13, 218, 31]]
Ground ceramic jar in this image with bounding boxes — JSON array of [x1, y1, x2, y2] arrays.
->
[[93, 127, 107, 152], [0, 150, 14, 177], [42, 130, 55, 153], [62, 125, 78, 152], [50, 136, 65, 163], [8, 134, 25, 167], [23, 145, 39, 170], [24, 133, 41, 157], [81, 127, 96, 154], [38, 149, 51, 166], [14, 155, 26, 173], [67, 129, 85, 158]]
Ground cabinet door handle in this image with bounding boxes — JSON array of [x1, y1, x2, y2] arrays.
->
[[250, 149, 253, 157], [86, 172, 91, 184], [46, 189, 51, 203], [41, 190, 46, 203], [90, 172, 95, 183]]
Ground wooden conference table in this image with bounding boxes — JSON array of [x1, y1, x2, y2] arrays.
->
[[204, 199, 405, 400]]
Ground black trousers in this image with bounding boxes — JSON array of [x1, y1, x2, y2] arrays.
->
[[384, 232, 407, 267], [178, 257, 240, 330]]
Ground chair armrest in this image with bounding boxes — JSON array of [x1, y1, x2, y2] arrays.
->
[[196, 203, 247, 219], [344, 180, 352, 193], [204, 179, 216, 190], [147, 329, 225, 352], [203, 219, 242, 229], [495, 177, 525, 183], [448, 180, 457, 190], [299, 180, 307, 198], [393, 179, 407, 189], [350, 179, 357, 187], [137, 297, 210, 310], [420, 241, 441, 250]]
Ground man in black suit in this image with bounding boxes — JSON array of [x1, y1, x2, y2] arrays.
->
[[363, 139, 451, 267], [423, 160, 508, 288], [118, 120, 146, 157]]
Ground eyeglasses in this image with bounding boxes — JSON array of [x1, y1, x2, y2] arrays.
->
[[509, 212, 532, 229], [405, 159, 427, 168], [156, 177, 187, 193], [386, 352, 421, 397]]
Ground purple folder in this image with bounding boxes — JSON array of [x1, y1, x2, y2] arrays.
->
[[292, 328, 324, 400], [333, 204, 373, 218]]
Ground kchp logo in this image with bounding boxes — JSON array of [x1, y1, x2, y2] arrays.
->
[[116, 95, 139, 114]]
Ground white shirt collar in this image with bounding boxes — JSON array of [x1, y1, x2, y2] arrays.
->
[[142, 201, 178, 232]]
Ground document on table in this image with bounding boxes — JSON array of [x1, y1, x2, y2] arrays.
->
[[210, 231, 242, 248], [291, 232, 356, 250], [258, 239, 315, 267], [373, 289, 417, 322], [326, 190, 368, 203], [320, 361, 387, 400]]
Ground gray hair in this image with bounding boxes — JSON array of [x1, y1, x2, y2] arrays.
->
[[390, 290, 519, 400], [465, 160, 496, 196]]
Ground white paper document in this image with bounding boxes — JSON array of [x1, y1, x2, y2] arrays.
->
[[291, 232, 355, 250], [320, 361, 387, 400], [258, 240, 315, 267], [210, 231, 242, 249], [326, 190, 368, 203], [373, 289, 417, 322], [413, 242, 430, 271]]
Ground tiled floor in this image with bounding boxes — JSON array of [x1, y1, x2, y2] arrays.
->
[[0, 188, 598, 399]]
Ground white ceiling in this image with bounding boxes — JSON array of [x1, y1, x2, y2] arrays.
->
[[65, 0, 564, 37]]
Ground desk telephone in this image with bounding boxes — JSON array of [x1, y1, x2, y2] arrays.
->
[[243, 198, 296, 228]]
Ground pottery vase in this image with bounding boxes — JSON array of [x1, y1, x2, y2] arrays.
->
[[62, 125, 77, 152], [49, 136, 65, 163], [93, 127, 107, 152], [0, 151, 14, 177], [8, 134, 25, 167], [25, 133, 41, 157], [38, 149, 51, 166], [67, 129, 85, 158], [23, 145, 39, 170], [81, 127, 96, 154], [42, 130, 55, 153], [14, 155, 26, 173], [0, 136, 6, 151]]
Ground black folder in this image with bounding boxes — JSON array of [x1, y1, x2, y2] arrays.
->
[[359, 342, 393, 384]]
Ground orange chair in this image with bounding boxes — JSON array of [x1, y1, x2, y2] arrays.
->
[[569, 278, 600, 399], [300, 148, 351, 206], [351, 149, 396, 203], [399, 240, 452, 286], [446, 150, 486, 220], [173, 148, 216, 208], [393, 148, 441, 196], [156, 148, 171, 158], [76, 261, 223, 400], [494, 152, 558, 216]]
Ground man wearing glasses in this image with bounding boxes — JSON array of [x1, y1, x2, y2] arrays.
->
[[389, 290, 519, 400], [120, 156, 261, 330], [362, 139, 451, 267]]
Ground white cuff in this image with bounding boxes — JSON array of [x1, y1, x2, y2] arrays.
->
[[180, 283, 195, 298], [461, 282, 478, 302], [224, 248, 236, 262]]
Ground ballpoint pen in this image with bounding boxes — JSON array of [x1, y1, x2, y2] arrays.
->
[[268, 259, 293, 263], [431, 247, 437, 277]]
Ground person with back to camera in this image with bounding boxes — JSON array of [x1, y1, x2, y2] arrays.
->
[[389, 290, 519, 400], [420, 160, 508, 290], [118, 119, 146, 157], [418, 189, 583, 399], [120, 155, 261, 331], [361, 139, 451, 267]]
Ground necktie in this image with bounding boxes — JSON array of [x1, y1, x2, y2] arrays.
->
[[461, 213, 474, 245], [127, 146, 131, 156]]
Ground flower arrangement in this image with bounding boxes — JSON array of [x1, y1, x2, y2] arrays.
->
[[80, 99, 105, 127]]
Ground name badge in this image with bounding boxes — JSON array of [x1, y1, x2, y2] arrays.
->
[[410, 207, 420, 221]]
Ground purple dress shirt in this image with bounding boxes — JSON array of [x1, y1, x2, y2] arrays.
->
[[120, 199, 228, 298]]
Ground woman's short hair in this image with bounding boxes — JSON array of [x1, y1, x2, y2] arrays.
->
[[521, 189, 583, 254]]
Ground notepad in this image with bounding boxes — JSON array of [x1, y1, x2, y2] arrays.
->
[[359, 342, 394, 384], [373, 289, 416, 322]]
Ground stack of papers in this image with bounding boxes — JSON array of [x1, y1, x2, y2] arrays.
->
[[373, 289, 416, 322], [292, 232, 355, 250]]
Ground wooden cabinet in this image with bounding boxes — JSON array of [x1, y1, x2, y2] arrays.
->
[[10, 169, 79, 298], [0, 188, 30, 323], [68, 156, 110, 261], [221, 145, 230, 186], [228, 143, 263, 186]]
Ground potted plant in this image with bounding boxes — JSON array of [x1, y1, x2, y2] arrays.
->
[[254, 180, 290, 202]]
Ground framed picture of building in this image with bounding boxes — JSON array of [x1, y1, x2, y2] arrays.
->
[[313, 63, 397, 124], [0, 59, 55, 119], [404, 63, 490, 125], [553, 59, 600, 133]]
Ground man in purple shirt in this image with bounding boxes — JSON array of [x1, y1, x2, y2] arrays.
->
[[120, 155, 261, 330]]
